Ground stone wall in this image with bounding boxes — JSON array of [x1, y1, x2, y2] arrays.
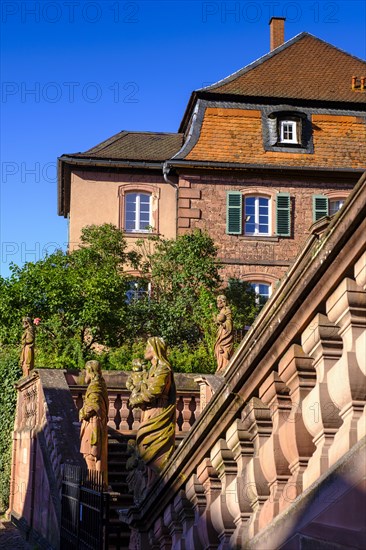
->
[[177, 172, 355, 282]]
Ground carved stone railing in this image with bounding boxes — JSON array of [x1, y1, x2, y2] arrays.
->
[[65, 371, 218, 437], [121, 172, 366, 549]]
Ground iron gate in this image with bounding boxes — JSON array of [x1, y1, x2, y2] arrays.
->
[[60, 464, 109, 550]]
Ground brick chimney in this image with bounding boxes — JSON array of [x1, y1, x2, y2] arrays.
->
[[269, 17, 285, 51]]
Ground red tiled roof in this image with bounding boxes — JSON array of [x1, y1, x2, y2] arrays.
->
[[198, 33, 366, 103]]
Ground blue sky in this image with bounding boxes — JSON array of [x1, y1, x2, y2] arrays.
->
[[1, 0, 365, 278]]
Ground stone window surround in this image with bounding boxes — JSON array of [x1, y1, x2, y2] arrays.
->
[[238, 272, 278, 290], [118, 183, 160, 235]]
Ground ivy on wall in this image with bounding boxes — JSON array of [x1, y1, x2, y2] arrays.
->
[[0, 348, 21, 512]]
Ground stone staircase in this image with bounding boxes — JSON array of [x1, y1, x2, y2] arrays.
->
[[107, 431, 133, 550]]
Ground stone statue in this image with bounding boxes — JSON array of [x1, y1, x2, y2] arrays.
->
[[126, 359, 147, 407], [129, 337, 176, 489], [20, 317, 35, 377], [125, 439, 147, 504], [214, 295, 234, 372], [79, 360, 109, 487]]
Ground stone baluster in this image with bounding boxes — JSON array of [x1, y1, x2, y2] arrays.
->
[[120, 395, 130, 431], [325, 277, 366, 465], [182, 396, 192, 432], [196, 458, 226, 549], [164, 503, 185, 550], [301, 313, 343, 490], [176, 397, 183, 431], [241, 398, 272, 537], [153, 516, 172, 550], [277, 344, 316, 511], [258, 373, 292, 529], [173, 490, 199, 550], [354, 253, 366, 439], [107, 394, 117, 429], [186, 473, 218, 549], [210, 440, 236, 549], [147, 527, 161, 550], [225, 419, 254, 547], [132, 406, 141, 431]]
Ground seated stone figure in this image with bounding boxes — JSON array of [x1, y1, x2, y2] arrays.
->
[[129, 337, 176, 488], [79, 360, 109, 486]]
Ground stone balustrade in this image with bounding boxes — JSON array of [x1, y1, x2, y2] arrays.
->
[[122, 174, 366, 550], [66, 373, 206, 436]]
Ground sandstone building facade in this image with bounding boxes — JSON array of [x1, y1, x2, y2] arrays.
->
[[58, 18, 366, 303]]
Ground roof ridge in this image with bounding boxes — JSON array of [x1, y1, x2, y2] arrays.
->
[[197, 32, 366, 93]]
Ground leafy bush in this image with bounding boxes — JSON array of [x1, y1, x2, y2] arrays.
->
[[168, 341, 215, 373], [0, 348, 21, 512]]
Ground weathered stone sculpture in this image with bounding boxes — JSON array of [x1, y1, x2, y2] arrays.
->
[[20, 316, 35, 377], [129, 337, 176, 489], [125, 439, 147, 504], [79, 360, 109, 486], [214, 295, 234, 372], [126, 359, 147, 406]]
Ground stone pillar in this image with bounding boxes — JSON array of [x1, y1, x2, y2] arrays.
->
[[277, 344, 316, 510], [241, 398, 272, 537], [194, 376, 213, 413], [225, 419, 254, 547], [301, 313, 343, 490], [258, 373, 292, 529], [210, 440, 237, 548], [326, 277, 366, 465]]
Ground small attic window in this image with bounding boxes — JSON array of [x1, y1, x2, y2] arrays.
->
[[279, 120, 297, 143], [263, 109, 313, 154]]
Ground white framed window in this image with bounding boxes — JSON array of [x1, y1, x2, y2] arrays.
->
[[250, 282, 272, 306], [280, 120, 298, 144], [126, 280, 151, 303], [244, 196, 271, 236], [125, 192, 152, 232], [329, 199, 344, 216]]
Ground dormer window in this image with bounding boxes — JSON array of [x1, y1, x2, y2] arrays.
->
[[264, 109, 313, 153], [279, 120, 298, 144]]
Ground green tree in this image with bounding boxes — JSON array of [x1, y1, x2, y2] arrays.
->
[[130, 230, 222, 346], [225, 279, 259, 331], [0, 224, 139, 368]]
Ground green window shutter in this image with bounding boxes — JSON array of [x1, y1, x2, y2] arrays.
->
[[313, 195, 329, 222], [276, 192, 291, 236], [226, 191, 243, 235]]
